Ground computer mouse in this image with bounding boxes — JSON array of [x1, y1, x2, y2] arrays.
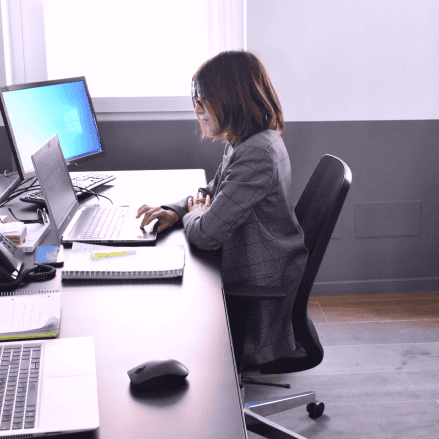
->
[[127, 359, 189, 389]]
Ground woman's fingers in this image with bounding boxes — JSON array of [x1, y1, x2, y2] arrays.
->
[[139, 206, 160, 227], [188, 195, 211, 214], [193, 192, 204, 204], [136, 204, 149, 217], [141, 211, 158, 228]]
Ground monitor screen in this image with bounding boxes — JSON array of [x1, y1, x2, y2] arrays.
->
[[0, 76, 104, 180]]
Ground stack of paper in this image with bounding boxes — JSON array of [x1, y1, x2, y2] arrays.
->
[[0, 290, 61, 340]]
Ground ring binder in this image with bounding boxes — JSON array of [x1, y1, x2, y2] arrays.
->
[[0, 289, 59, 296], [61, 243, 185, 280]]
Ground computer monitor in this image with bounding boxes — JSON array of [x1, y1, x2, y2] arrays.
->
[[0, 76, 104, 180]]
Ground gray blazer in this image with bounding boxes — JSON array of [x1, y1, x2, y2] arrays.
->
[[163, 129, 308, 365]]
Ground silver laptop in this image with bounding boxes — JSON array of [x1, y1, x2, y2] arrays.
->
[[31, 134, 158, 245], [0, 337, 99, 436]]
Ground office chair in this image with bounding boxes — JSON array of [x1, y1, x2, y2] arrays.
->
[[225, 154, 352, 438]]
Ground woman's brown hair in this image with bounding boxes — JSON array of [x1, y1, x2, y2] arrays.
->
[[192, 50, 285, 144]]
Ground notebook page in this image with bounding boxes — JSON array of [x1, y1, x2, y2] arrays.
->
[[64, 242, 185, 274], [0, 291, 61, 334]]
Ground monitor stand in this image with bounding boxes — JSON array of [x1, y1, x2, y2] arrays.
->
[[0, 174, 20, 203]]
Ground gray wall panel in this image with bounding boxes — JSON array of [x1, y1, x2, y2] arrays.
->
[[355, 201, 421, 238], [1, 119, 439, 295]]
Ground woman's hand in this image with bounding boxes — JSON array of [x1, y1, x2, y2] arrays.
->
[[136, 205, 180, 233], [188, 192, 211, 215]]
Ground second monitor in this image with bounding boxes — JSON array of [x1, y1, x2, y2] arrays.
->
[[0, 76, 115, 204]]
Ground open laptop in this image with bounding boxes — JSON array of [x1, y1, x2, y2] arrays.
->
[[31, 134, 158, 245], [0, 337, 99, 436]]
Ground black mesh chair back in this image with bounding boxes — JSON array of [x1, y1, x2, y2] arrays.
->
[[259, 154, 352, 374]]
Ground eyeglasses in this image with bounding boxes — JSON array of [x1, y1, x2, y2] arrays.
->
[[191, 86, 207, 109], [8, 208, 47, 225]]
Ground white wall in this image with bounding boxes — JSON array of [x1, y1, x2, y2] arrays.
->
[[247, 0, 439, 121], [0, 3, 7, 88], [1, 2, 439, 123]]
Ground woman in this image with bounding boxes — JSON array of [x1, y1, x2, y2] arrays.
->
[[136, 50, 308, 368]]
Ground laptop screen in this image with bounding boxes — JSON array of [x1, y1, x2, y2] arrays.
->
[[0, 77, 103, 180]]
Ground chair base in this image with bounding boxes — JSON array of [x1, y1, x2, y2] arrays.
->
[[243, 390, 324, 439], [241, 376, 291, 388]]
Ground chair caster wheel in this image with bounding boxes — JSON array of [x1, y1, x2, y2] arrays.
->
[[306, 402, 325, 419]]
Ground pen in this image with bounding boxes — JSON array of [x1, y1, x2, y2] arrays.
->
[[90, 250, 136, 259]]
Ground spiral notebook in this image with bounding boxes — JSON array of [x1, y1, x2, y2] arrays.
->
[[0, 290, 61, 340], [62, 242, 185, 280]]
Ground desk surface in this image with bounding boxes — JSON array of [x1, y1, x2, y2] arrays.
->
[[0, 170, 247, 439]]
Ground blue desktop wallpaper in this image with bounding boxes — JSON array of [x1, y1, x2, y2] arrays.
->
[[3, 81, 102, 177]]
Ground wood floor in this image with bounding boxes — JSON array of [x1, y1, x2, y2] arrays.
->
[[243, 291, 439, 439]]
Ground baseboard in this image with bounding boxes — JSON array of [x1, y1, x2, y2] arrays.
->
[[311, 276, 439, 296]]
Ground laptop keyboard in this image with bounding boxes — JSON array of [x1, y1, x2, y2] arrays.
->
[[82, 207, 128, 239], [0, 343, 42, 431], [20, 172, 116, 206]]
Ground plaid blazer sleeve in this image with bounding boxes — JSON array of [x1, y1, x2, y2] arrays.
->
[[182, 144, 275, 250], [161, 159, 224, 221]]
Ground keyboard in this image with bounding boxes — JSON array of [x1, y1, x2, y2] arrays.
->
[[82, 207, 128, 239], [0, 343, 41, 431], [20, 173, 116, 206]]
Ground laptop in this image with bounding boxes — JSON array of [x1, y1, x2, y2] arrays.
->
[[0, 337, 99, 436], [31, 134, 158, 245]]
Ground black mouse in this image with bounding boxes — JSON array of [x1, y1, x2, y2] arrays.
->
[[127, 359, 189, 389]]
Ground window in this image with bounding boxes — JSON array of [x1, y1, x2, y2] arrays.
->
[[44, 0, 209, 98], [0, 0, 245, 117]]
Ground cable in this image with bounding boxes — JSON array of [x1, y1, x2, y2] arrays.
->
[[72, 186, 113, 204], [0, 189, 30, 208], [14, 177, 38, 192], [0, 179, 113, 208], [0, 263, 56, 291], [72, 186, 99, 203], [0, 177, 39, 208]]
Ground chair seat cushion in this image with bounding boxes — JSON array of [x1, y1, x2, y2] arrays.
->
[[241, 339, 307, 373]]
